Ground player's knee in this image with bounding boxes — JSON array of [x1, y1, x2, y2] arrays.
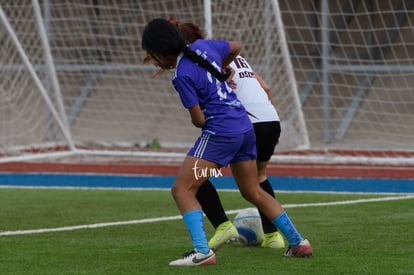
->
[[171, 181, 197, 200], [170, 182, 181, 200], [240, 188, 262, 205]]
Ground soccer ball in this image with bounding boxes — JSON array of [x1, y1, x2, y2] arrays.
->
[[233, 208, 264, 246]]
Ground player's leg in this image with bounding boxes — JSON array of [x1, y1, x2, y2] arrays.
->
[[254, 121, 285, 248], [257, 160, 286, 248], [257, 171, 286, 248], [169, 156, 217, 266], [230, 129, 312, 257], [188, 131, 256, 252], [230, 159, 283, 219], [256, 166, 278, 233], [196, 180, 228, 228], [231, 159, 312, 257], [196, 180, 239, 250]]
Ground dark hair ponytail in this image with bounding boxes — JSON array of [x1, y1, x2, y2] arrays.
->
[[181, 46, 230, 82], [142, 18, 230, 82]]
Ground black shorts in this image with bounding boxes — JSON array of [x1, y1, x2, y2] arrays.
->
[[253, 121, 281, 162]]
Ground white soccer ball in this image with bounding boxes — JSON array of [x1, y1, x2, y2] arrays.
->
[[233, 208, 264, 246]]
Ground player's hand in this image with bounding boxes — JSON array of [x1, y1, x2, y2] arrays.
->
[[225, 67, 237, 89]]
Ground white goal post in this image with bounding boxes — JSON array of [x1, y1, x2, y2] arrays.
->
[[0, 0, 413, 165]]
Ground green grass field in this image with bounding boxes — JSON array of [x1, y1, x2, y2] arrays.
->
[[1, 188, 413, 274]]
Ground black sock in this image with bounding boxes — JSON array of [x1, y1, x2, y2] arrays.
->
[[196, 179, 229, 229], [258, 179, 278, 234]]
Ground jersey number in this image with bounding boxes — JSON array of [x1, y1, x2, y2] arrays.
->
[[233, 57, 249, 69]]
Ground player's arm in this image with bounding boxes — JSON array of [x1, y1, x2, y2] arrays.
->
[[222, 41, 241, 68], [254, 72, 273, 102], [188, 104, 205, 128], [225, 66, 237, 89]]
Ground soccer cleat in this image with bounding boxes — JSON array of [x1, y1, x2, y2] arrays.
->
[[208, 221, 239, 251], [261, 231, 286, 248], [168, 249, 216, 266], [284, 239, 313, 258]]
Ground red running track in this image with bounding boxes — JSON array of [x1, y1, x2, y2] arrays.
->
[[0, 162, 413, 179]]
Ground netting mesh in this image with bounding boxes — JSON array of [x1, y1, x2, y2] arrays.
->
[[280, 0, 414, 153], [0, 0, 413, 164], [0, 0, 307, 161]]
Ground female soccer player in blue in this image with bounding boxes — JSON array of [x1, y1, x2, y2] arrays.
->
[[141, 18, 312, 267], [174, 20, 286, 251]]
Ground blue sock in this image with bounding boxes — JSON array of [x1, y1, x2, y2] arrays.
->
[[272, 211, 304, 246], [182, 210, 210, 254]]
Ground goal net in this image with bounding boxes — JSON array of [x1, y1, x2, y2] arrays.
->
[[0, 0, 308, 163], [0, 0, 413, 165], [279, 0, 414, 164]]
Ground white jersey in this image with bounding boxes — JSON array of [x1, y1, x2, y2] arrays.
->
[[229, 55, 279, 123]]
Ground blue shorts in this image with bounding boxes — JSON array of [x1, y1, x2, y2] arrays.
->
[[188, 129, 257, 166]]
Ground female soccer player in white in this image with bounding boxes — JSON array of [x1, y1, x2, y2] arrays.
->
[[142, 18, 312, 267]]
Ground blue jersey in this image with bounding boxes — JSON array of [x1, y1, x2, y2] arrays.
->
[[172, 39, 252, 135]]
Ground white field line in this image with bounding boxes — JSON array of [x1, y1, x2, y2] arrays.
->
[[1, 195, 413, 237]]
